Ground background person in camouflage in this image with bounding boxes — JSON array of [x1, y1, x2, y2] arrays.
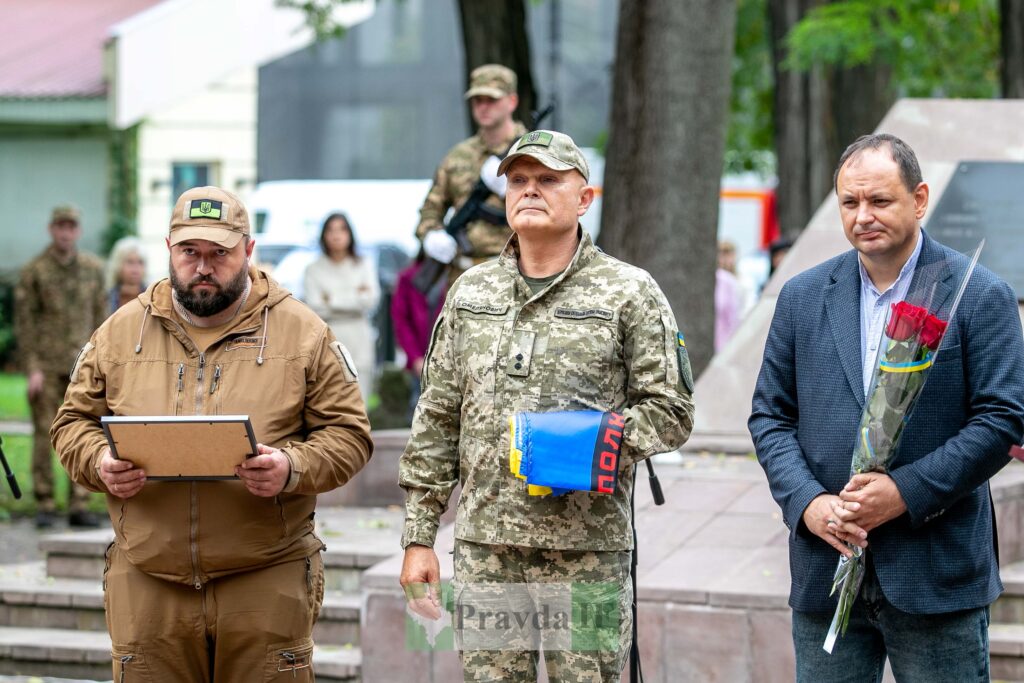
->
[[415, 64, 527, 275], [14, 204, 106, 528], [399, 130, 695, 682]]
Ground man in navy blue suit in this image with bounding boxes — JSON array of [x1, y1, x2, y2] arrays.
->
[[750, 133, 1024, 681]]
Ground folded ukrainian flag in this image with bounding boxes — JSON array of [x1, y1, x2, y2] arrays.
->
[[509, 410, 624, 497]]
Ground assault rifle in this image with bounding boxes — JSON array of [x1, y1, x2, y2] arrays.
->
[[412, 104, 555, 294]]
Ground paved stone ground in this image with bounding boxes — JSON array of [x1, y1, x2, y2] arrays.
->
[[0, 517, 50, 564]]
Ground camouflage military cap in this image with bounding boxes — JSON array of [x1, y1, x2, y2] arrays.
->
[[497, 130, 590, 182], [169, 186, 250, 248], [50, 205, 81, 225], [464, 64, 517, 99]]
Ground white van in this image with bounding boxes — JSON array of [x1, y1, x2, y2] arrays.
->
[[247, 179, 431, 262]]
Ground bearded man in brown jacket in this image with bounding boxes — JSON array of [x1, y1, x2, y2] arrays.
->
[[51, 186, 373, 683]]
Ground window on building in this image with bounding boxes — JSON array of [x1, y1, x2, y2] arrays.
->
[[171, 163, 216, 204]]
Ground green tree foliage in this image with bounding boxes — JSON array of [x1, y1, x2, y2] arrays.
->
[[725, 0, 775, 175], [276, 0, 354, 40], [785, 0, 1001, 97]]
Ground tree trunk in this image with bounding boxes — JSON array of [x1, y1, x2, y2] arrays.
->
[[829, 62, 894, 157], [1002, 0, 1024, 97], [456, 0, 537, 129], [598, 0, 737, 377], [768, 0, 831, 238], [768, 0, 895, 239]]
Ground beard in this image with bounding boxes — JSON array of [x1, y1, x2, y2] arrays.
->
[[170, 262, 249, 318]]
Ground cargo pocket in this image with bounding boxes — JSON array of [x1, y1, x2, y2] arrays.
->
[[265, 638, 315, 681], [111, 646, 152, 682]]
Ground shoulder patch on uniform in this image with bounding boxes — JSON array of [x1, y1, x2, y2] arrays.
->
[[456, 300, 508, 316], [554, 307, 613, 321], [70, 342, 94, 384], [676, 331, 694, 395], [329, 341, 358, 383]]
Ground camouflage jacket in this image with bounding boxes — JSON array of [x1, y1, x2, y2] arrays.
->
[[399, 231, 695, 551], [416, 122, 528, 260], [14, 246, 106, 375]]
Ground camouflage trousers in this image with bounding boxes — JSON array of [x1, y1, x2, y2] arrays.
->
[[453, 539, 633, 683], [29, 372, 90, 512]]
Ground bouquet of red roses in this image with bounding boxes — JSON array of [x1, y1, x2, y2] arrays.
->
[[824, 243, 984, 653]]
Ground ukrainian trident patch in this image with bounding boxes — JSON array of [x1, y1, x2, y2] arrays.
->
[[189, 199, 223, 220]]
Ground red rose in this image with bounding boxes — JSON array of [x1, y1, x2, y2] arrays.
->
[[885, 301, 929, 341], [919, 314, 948, 351]]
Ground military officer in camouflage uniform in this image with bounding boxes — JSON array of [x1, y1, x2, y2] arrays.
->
[[399, 131, 695, 682], [416, 64, 528, 276], [15, 205, 106, 528]]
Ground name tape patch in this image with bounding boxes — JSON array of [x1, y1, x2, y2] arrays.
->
[[554, 307, 613, 321], [457, 301, 509, 316], [226, 336, 263, 351]]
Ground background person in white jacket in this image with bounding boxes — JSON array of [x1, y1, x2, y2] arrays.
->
[[304, 212, 380, 399]]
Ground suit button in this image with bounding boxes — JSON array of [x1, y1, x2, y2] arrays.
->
[[516, 353, 524, 361], [514, 362, 522, 369]]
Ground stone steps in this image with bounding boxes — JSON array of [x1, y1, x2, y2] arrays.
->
[[38, 529, 393, 593], [993, 561, 1024, 624], [991, 623, 1024, 682], [0, 506, 405, 681], [0, 562, 362, 647], [0, 626, 360, 681], [991, 561, 1024, 683]]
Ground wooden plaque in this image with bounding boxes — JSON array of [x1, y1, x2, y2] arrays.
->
[[101, 415, 258, 480]]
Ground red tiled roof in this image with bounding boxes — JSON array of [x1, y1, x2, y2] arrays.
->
[[0, 0, 164, 98]]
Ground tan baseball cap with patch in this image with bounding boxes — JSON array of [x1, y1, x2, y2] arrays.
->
[[497, 130, 590, 182], [50, 205, 81, 224], [464, 64, 517, 99], [169, 186, 250, 248]]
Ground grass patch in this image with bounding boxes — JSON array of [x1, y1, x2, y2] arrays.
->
[[0, 372, 29, 422], [0, 432, 105, 518]]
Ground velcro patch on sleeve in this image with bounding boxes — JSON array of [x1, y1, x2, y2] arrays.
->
[[329, 341, 358, 383], [70, 342, 94, 384], [676, 331, 694, 394]]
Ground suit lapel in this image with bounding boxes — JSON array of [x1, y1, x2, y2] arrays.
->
[[825, 252, 866, 408], [907, 232, 954, 317]]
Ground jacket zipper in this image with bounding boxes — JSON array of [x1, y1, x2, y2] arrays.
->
[[119, 654, 133, 682], [175, 363, 185, 415], [194, 353, 206, 414], [209, 365, 221, 394]]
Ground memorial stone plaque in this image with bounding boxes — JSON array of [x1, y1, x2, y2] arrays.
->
[[926, 161, 1024, 299]]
